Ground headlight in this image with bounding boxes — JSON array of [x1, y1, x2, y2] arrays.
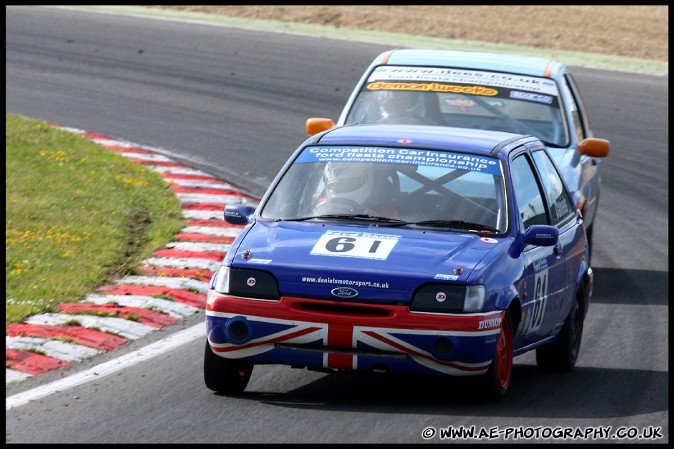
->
[[410, 284, 486, 313], [464, 285, 486, 312], [210, 266, 280, 300], [211, 266, 231, 294], [410, 284, 464, 313]]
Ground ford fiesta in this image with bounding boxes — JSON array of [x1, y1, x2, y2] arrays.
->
[[205, 124, 593, 402], [306, 49, 609, 259]]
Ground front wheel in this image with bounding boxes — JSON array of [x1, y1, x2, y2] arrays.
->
[[479, 310, 513, 402], [536, 288, 584, 372], [204, 340, 253, 394]]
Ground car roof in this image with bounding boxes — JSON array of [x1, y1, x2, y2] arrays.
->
[[378, 49, 565, 78], [313, 124, 538, 157]]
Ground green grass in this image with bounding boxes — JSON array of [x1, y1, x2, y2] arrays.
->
[[5, 114, 185, 323]]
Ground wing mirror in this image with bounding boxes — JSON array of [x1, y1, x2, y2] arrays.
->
[[578, 138, 610, 158], [524, 225, 559, 247], [306, 118, 335, 136], [224, 204, 256, 225]]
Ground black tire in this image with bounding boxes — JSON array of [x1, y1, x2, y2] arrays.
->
[[536, 288, 584, 372], [479, 310, 513, 402], [204, 340, 253, 394]]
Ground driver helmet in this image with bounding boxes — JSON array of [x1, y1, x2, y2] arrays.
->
[[379, 90, 421, 120], [323, 162, 376, 205]]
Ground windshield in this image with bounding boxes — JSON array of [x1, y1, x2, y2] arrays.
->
[[344, 65, 569, 147], [260, 145, 507, 233]]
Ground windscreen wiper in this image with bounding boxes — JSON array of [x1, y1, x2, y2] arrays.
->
[[281, 214, 409, 226], [412, 219, 498, 233]]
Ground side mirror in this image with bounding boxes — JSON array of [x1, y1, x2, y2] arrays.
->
[[523, 225, 559, 247], [578, 138, 610, 158], [224, 204, 256, 225], [306, 117, 335, 136]]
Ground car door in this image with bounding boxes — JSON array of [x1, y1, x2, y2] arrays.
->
[[509, 152, 565, 345], [530, 147, 584, 330]]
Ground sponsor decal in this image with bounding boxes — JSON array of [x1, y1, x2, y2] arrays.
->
[[246, 277, 256, 287], [477, 317, 502, 330], [297, 146, 502, 176], [435, 292, 447, 303], [443, 97, 505, 112], [366, 81, 498, 97], [396, 139, 413, 144], [444, 97, 476, 112], [553, 198, 571, 218], [533, 258, 548, 272], [331, 287, 359, 299], [367, 66, 560, 96], [434, 273, 459, 281], [481, 237, 498, 243], [510, 90, 553, 104], [302, 276, 390, 289], [247, 258, 272, 264]]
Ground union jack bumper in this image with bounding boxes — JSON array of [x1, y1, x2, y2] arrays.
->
[[206, 292, 506, 377]]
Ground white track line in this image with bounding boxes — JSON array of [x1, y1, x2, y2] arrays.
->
[[6, 323, 205, 410]]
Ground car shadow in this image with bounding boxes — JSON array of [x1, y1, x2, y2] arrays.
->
[[227, 363, 667, 419]]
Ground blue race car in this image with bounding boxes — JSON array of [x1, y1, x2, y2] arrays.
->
[[205, 124, 593, 402], [306, 49, 609, 260]]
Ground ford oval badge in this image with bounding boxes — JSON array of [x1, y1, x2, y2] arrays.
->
[[331, 287, 359, 299]]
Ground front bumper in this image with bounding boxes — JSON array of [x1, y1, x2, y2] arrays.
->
[[206, 291, 505, 377]]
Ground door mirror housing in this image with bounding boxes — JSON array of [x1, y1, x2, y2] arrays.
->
[[524, 225, 559, 247], [578, 138, 610, 158], [224, 204, 256, 225], [306, 117, 335, 136]]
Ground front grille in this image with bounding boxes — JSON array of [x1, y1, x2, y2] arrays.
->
[[293, 301, 392, 317]]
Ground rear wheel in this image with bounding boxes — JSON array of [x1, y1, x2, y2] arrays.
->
[[479, 310, 513, 402], [536, 288, 583, 372], [204, 340, 253, 394]]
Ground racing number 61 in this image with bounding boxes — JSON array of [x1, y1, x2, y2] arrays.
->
[[326, 237, 380, 253], [311, 233, 398, 260]]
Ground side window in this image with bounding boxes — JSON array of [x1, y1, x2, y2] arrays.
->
[[560, 75, 586, 142], [531, 150, 575, 226], [510, 154, 548, 229]]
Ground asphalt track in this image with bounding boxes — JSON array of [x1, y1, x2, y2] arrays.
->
[[5, 5, 669, 444]]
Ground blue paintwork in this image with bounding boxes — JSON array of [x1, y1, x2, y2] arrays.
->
[[207, 125, 591, 385]]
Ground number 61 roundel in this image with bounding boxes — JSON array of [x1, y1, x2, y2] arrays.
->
[[310, 231, 399, 260]]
